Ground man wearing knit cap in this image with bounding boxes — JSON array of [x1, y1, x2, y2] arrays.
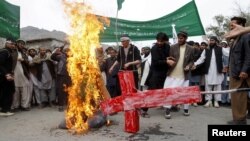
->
[[109, 34, 141, 95], [16, 39, 26, 45], [27, 47, 38, 106], [163, 31, 195, 119], [193, 36, 224, 108], [177, 31, 188, 37], [209, 36, 218, 42], [220, 41, 230, 106], [120, 34, 130, 42], [12, 38, 31, 111]]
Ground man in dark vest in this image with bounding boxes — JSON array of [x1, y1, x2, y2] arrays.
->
[[193, 36, 224, 108], [0, 38, 16, 116], [109, 34, 141, 95]]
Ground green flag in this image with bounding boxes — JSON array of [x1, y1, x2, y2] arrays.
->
[[117, 0, 125, 11], [100, 0, 205, 42], [0, 0, 20, 40]]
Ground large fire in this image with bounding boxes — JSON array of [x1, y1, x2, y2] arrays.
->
[[63, 0, 110, 134]]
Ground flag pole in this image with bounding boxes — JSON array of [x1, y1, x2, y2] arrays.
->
[[201, 88, 250, 94], [172, 24, 177, 44], [115, 9, 119, 47]]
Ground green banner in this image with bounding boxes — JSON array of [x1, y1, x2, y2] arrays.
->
[[100, 0, 205, 42], [0, 0, 20, 40]]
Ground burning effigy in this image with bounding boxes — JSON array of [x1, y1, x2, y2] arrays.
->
[[62, 0, 110, 134]]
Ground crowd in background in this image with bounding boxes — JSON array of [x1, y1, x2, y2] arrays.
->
[[0, 40, 71, 116]]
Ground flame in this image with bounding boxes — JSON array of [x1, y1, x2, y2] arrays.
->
[[63, 0, 110, 134]]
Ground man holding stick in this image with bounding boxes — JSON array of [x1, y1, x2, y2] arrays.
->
[[227, 16, 250, 125]]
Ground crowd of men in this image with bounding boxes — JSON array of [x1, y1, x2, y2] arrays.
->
[[0, 16, 250, 125], [0, 40, 70, 116], [101, 16, 250, 125]]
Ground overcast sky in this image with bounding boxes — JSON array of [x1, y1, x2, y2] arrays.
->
[[5, 0, 250, 44]]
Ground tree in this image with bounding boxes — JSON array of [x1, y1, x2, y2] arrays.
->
[[233, 2, 250, 26], [206, 2, 250, 41], [206, 15, 230, 41]]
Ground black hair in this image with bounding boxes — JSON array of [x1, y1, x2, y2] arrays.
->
[[194, 42, 200, 46], [231, 16, 247, 27], [177, 31, 188, 38], [6, 37, 15, 43], [46, 49, 52, 53], [142, 46, 151, 50], [187, 41, 194, 46], [156, 32, 169, 41], [200, 42, 208, 46]]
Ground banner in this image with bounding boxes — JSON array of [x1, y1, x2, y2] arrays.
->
[[100, 0, 205, 42], [0, 0, 20, 40]]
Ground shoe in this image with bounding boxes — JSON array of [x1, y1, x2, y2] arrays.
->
[[214, 101, 220, 108], [49, 102, 55, 107], [171, 105, 180, 112], [227, 120, 247, 125], [38, 103, 45, 109], [58, 106, 64, 112], [192, 103, 198, 107], [183, 109, 190, 116], [247, 113, 250, 119], [0, 112, 14, 116], [165, 108, 171, 119], [20, 107, 30, 111], [6, 112, 14, 116], [10, 108, 20, 112], [141, 112, 150, 118], [204, 101, 212, 108]]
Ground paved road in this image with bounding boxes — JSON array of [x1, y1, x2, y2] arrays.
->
[[0, 106, 248, 141]]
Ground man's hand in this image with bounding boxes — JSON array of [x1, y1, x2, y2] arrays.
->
[[224, 23, 244, 39], [239, 72, 248, 79], [184, 65, 190, 71], [108, 67, 113, 74], [191, 64, 196, 70], [166, 57, 176, 67], [52, 48, 62, 54], [17, 58, 24, 61], [5, 74, 14, 81], [222, 67, 229, 73], [124, 63, 131, 69]]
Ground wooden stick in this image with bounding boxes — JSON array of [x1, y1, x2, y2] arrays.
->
[[201, 88, 250, 94]]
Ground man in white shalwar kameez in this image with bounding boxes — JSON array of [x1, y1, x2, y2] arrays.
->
[[33, 47, 56, 107], [139, 47, 151, 118], [193, 36, 224, 108], [140, 47, 151, 91], [27, 48, 40, 106], [12, 40, 31, 111]]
